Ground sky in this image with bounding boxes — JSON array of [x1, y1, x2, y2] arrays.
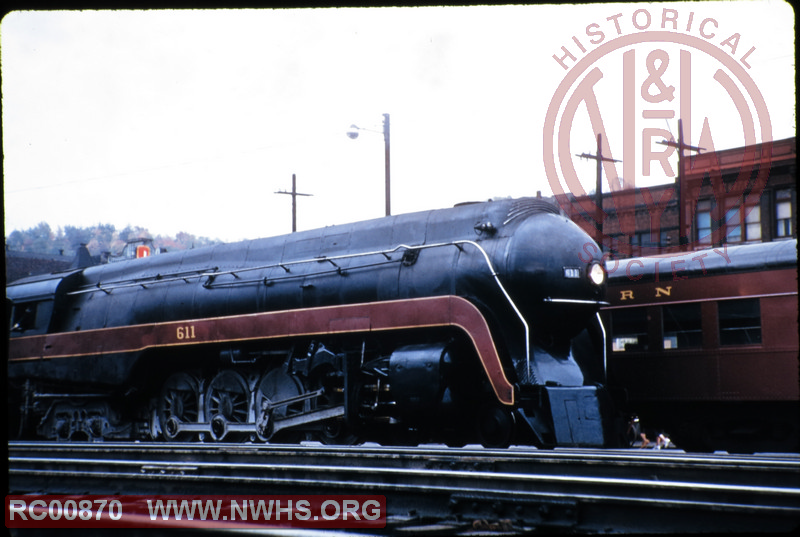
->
[[2, 2, 795, 244]]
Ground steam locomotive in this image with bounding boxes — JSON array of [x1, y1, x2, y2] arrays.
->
[[7, 197, 618, 447]]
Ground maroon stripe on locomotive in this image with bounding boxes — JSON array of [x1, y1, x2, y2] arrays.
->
[[7, 295, 515, 406]]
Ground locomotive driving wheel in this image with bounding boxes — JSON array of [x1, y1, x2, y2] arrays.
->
[[477, 406, 516, 448], [255, 368, 305, 442], [205, 370, 250, 441], [158, 372, 200, 441]]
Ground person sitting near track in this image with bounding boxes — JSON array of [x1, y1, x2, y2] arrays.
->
[[626, 416, 671, 449], [640, 432, 672, 449]]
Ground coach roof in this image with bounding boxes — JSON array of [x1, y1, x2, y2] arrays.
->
[[606, 239, 797, 283]]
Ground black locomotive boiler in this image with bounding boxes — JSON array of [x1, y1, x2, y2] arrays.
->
[[7, 197, 616, 447]]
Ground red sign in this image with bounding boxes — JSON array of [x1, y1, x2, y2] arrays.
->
[[6, 495, 386, 529]]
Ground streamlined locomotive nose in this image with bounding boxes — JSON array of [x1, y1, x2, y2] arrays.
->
[[503, 212, 606, 339]]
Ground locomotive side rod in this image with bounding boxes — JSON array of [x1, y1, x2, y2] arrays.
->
[[163, 388, 343, 441]]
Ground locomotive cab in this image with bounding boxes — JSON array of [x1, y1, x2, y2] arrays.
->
[[7, 270, 82, 336]]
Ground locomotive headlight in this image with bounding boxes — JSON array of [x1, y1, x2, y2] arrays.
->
[[588, 262, 606, 286]]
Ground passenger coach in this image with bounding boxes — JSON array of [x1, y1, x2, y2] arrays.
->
[[602, 239, 798, 453]]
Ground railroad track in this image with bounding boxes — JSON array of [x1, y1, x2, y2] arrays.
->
[[7, 441, 800, 534]]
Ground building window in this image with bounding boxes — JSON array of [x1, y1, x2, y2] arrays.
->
[[609, 234, 631, 257], [634, 231, 669, 249], [776, 189, 793, 237], [663, 303, 702, 349], [745, 204, 761, 241], [611, 308, 649, 352], [723, 199, 761, 243], [719, 299, 762, 346], [724, 205, 742, 243], [696, 201, 712, 244]]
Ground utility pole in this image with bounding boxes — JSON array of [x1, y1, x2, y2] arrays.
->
[[576, 133, 621, 246], [382, 113, 391, 217], [657, 119, 704, 251], [275, 174, 312, 232]]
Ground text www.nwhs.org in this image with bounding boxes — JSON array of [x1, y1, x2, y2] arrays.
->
[[5, 495, 386, 528], [147, 498, 383, 521]]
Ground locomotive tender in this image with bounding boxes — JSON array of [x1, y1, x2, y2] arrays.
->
[[7, 197, 616, 447]]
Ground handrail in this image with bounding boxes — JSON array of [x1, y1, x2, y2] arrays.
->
[[596, 312, 607, 382], [65, 239, 534, 380]]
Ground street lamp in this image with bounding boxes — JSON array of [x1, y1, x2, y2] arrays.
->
[[346, 113, 391, 217]]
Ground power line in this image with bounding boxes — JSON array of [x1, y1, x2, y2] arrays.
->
[[6, 133, 343, 194]]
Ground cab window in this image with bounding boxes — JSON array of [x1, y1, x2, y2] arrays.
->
[[10, 300, 53, 335]]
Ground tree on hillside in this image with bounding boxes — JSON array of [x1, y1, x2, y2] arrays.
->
[[31, 222, 54, 253], [85, 223, 117, 255], [6, 229, 26, 252], [63, 225, 94, 249], [5, 223, 221, 257]]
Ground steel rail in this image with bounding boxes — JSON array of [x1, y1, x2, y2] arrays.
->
[[10, 441, 799, 463], [8, 442, 800, 533], [9, 456, 800, 499]]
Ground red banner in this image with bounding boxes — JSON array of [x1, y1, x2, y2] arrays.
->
[[6, 495, 386, 529]]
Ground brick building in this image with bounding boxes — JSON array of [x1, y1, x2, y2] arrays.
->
[[558, 137, 796, 258]]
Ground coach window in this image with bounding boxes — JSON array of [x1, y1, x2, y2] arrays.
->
[[662, 303, 702, 349], [696, 201, 712, 245], [776, 189, 794, 237], [610, 308, 649, 352], [719, 298, 762, 346]]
